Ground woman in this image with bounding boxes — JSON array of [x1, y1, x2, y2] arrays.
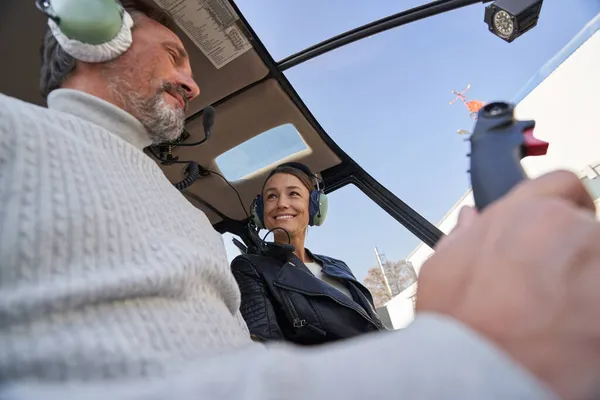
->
[[230, 162, 386, 345]]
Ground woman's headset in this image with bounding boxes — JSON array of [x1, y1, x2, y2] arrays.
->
[[250, 162, 329, 230]]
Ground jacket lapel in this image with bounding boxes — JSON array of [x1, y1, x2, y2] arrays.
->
[[274, 253, 382, 326], [273, 256, 363, 313], [274, 258, 325, 294], [309, 252, 380, 321]]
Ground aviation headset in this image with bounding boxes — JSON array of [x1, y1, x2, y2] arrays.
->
[[250, 162, 329, 230], [36, 0, 135, 63], [36, 0, 215, 192]]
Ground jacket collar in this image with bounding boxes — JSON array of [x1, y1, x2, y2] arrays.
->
[[274, 250, 379, 321], [306, 249, 355, 282], [274, 256, 358, 310], [305, 249, 380, 319], [47, 89, 152, 150], [307, 250, 373, 296]]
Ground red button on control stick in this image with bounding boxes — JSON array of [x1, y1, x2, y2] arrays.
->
[[523, 128, 549, 157]]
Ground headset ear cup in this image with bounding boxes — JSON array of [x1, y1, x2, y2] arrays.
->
[[250, 195, 266, 230], [46, 5, 134, 63], [309, 191, 328, 226]]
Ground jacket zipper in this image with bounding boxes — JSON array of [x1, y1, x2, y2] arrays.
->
[[275, 282, 381, 330], [279, 290, 326, 335], [279, 288, 305, 327]]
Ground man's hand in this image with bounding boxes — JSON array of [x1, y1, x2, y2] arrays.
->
[[417, 170, 600, 400]]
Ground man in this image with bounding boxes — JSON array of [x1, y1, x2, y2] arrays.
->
[[0, 1, 599, 399], [39, 0, 199, 145]]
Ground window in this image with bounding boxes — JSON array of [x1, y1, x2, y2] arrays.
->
[[235, 0, 595, 227], [582, 176, 600, 201], [222, 0, 597, 327], [234, 0, 419, 61], [215, 124, 307, 181], [222, 232, 245, 263], [300, 184, 425, 330], [580, 163, 600, 203]]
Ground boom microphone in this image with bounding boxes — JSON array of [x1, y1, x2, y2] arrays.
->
[[203, 106, 215, 140], [36, 0, 134, 62], [247, 225, 296, 260]]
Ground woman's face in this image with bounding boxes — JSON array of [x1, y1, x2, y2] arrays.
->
[[263, 173, 311, 238]]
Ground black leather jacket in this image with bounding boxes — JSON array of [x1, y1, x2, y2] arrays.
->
[[230, 249, 386, 345]]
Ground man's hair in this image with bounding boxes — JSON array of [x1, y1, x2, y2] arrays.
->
[[39, 0, 178, 99]]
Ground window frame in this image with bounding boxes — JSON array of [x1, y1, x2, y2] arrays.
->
[[215, 123, 308, 181], [209, 1, 452, 250]]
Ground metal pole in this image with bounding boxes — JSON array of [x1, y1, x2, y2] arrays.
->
[[374, 247, 393, 299]]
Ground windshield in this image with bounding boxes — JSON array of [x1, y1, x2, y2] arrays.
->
[[234, 0, 600, 271]]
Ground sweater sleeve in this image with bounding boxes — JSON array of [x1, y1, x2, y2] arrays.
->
[[1, 314, 557, 400], [230, 256, 285, 342]]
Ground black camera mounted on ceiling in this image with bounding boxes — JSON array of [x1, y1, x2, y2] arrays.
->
[[484, 0, 544, 43]]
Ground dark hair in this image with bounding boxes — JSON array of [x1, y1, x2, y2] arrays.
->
[[262, 165, 315, 195], [39, 0, 178, 99]]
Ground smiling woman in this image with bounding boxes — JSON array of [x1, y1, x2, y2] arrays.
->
[[230, 162, 386, 344], [260, 165, 316, 242]]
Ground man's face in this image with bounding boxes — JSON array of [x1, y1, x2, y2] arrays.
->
[[102, 13, 200, 144]]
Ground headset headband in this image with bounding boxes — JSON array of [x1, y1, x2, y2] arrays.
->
[[266, 162, 321, 191]]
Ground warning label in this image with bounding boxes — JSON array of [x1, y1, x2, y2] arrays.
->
[[152, 0, 252, 69]]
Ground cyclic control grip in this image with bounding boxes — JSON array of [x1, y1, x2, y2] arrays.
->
[[469, 102, 549, 211]]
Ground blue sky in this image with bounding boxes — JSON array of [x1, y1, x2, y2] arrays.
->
[[224, 0, 600, 280]]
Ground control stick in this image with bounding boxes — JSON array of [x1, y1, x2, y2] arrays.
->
[[469, 101, 549, 211]]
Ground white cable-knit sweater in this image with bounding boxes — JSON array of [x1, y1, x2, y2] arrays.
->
[[0, 90, 555, 399]]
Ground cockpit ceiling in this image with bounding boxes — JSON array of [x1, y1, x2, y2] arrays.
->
[[0, 1, 269, 112], [0, 1, 343, 226], [162, 78, 342, 224]]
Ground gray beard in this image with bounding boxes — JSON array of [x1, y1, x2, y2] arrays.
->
[[108, 77, 185, 145]]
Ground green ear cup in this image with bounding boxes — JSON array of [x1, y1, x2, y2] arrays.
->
[[48, 0, 124, 44], [312, 192, 328, 226]]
